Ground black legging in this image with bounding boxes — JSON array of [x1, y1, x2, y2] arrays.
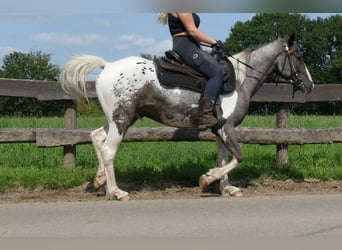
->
[[173, 36, 224, 102]]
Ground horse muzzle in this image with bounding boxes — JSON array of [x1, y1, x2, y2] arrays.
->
[[293, 79, 314, 94]]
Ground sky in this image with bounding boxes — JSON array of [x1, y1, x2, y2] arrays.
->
[[0, 0, 340, 70]]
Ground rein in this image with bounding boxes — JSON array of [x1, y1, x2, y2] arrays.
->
[[227, 53, 269, 78]]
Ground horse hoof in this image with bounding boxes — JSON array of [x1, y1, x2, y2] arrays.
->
[[118, 195, 130, 202], [199, 175, 209, 190], [93, 180, 103, 191], [222, 186, 243, 197], [231, 190, 243, 197]]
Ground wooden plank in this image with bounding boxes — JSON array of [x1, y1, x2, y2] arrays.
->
[[0, 78, 96, 100], [237, 127, 342, 144], [0, 78, 67, 100], [34, 127, 342, 147], [252, 84, 307, 103], [0, 129, 36, 142], [252, 83, 342, 103], [36, 128, 91, 147], [1, 78, 341, 103], [306, 84, 342, 102], [1, 127, 341, 146]]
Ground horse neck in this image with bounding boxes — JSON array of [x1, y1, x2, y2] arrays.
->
[[241, 39, 284, 97]]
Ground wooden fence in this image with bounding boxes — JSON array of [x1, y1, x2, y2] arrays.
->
[[0, 78, 341, 168]]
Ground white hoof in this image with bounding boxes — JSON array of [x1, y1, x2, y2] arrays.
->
[[199, 174, 217, 190], [93, 179, 105, 191], [118, 194, 130, 202], [106, 188, 130, 201], [199, 175, 209, 190], [221, 186, 243, 197]]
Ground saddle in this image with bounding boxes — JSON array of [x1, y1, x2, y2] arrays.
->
[[154, 50, 236, 95]]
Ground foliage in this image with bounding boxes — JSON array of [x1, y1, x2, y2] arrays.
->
[[140, 53, 153, 60], [225, 13, 342, 115], [0, 51, 59, 80], [226, 13, 310, 53], [140, 53, 157, 60], [0, 51, 64, 116]]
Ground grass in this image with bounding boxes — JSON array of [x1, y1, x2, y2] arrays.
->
[[0, 115, 341, 191]]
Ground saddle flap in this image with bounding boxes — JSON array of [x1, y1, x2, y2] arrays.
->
[[154, 57, 206, 93]]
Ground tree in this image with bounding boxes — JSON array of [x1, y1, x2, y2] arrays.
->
[[316, 15, 342, 83], [226, 13, 310, 54], [225, 13, 342, 84], [1, 51, 59, 80], [0, 51, 63, 116], [140, 53, 157, 61]]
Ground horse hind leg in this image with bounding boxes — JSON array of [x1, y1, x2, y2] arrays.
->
[[90, 125, 108, 190], [91, 122, 129, 201]]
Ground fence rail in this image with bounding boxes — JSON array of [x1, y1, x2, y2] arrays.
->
[[1, 127, 341, 146], [1, 78, 341, 168], [1, 78, 341, 102]]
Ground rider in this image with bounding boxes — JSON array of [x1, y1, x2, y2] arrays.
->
[[158, 13, 225, 129]]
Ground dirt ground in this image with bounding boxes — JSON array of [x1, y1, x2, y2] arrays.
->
[[1, 178, 342, 203]]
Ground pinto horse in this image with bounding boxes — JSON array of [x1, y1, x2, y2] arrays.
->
[[59, 34, 314, 201]]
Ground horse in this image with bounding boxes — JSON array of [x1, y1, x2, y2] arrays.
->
[[59, 34, 314, 201]]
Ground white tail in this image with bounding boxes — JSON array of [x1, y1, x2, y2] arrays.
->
[[59, 55, 107, 100]]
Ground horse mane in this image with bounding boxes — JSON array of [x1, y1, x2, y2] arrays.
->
[[243, 38, 285, 54], [231, 38, 286, 86]]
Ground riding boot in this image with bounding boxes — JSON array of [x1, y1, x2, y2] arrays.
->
[[198, 98, 218, 130]]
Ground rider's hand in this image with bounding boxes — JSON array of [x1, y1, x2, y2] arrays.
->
[[213, 40, 229, 54]]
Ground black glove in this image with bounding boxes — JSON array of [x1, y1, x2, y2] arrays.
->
[[213, 40, 229, 54]]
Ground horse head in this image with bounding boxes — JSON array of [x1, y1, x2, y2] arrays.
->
[[277, 33, 314, 95]]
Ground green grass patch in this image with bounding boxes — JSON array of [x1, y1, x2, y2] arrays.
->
[[0, 166, 94, 192]]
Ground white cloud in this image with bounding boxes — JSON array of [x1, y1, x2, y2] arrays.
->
[[93, 18, 112, 28], [147, 39, 172, 55], [119, 34, 136, 42], [115, 33, 172, 56], [119, 34, 155, 47], [0, 46, 21, 60], [32, 32, 107, 47]]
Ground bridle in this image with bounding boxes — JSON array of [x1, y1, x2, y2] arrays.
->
[[223, 41, 307, 98], [282, 42, 306, 98]]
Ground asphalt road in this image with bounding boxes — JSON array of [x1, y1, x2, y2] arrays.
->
[[1, 194, 342, 238]]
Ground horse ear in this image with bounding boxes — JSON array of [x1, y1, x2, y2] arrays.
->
[[288, 33, 296, 47]]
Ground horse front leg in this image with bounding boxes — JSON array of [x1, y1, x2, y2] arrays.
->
[[216, 136, 243, 197], [199, 124, 243, 197]]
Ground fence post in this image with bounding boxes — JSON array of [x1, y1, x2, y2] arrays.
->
[[276, 103, 289, 166], [63, 100, 77, 168]]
